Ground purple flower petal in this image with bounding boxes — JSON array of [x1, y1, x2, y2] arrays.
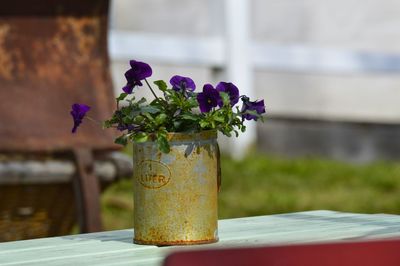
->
[[122, 84, 134, 94], [241, 98, 265, 121], [197, 84, 220, 113], [122, 60, 152, 94], [170, 75, 196, 92], [117, 123, 138, 131], [129, 60, 153, 80], [70, 103, 91, 133], [196, 93, 209, 113], [216, 82, 239, 107]]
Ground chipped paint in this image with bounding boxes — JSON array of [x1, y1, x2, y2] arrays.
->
[[133, 130, 220, 245]]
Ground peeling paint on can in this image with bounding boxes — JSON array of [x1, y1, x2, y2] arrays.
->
[[133, 130, 220, 245]]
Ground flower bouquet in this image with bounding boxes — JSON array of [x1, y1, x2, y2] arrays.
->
[[71, 60, 265, 152], [70, 60, 265, 245]]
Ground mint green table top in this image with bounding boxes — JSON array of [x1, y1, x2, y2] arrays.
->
[[1, 210, 400, 266]]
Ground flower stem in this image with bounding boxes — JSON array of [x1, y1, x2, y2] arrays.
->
[[145, 79, 159, 100], [86, 116, 102, 125]]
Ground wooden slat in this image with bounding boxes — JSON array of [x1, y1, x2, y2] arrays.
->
[[109, 31, 224, 67], [0, 152, 133, 184], [109, 31, 400, 74], [1, 211, 400, 266]]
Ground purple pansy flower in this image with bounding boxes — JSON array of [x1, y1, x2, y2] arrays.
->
[[241, 97, 265, 121], [117, 123, 138, 132], [122, 60, 153, 94], [216, 82, 239, 107], [170, 75, 196, 92], [70, 103, 91, 133], [197, 84, 220, 113]]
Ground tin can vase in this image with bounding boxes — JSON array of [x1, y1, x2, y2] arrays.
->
[[133, 130, 220, 245]]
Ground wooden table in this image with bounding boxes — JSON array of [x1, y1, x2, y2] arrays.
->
[[1, 210, 400, 266]]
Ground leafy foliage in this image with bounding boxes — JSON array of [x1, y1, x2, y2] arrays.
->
[[101, 65, 266, 153]]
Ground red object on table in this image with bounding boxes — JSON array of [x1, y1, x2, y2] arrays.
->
[[163, 238, 400, 266]]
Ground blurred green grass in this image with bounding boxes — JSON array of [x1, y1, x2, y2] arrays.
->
[[101, 153, 400, 230]]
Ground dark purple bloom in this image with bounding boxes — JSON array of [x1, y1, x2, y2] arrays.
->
[[170, 75, 196, 92], [216, 82, 239, 107], [197, 84, 220, 113], [70, 103, 91, 133], [122, 60, 153, 94], [117, 123, 138, 131], [241, 97, 265, 121]]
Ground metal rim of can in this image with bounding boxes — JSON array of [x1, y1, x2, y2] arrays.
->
[[133, 237, 219, 246], [136, 130, 218, 144], [165, 130, 217, 142]]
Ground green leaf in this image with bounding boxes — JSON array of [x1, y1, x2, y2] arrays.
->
[[154, 80, 168, 92], [213, 112, 225, 123], [224, 131, 232, 137], [116, 93, 128, 102], [140, 106, 160, 114], [181, 114, 199, 121], [142, 112, 155, 123], [121, 106, 141, 117], [137, 97, 147, 105], [210, 120, 216, 128], [133, 115, 144, 124], [187, 97, 199, 108], [157, 135, 170, 153], [102, 120, 113, 129], [219, 92, 230, 106], [199, 120, 209, 128], [133, 132, 148, 143], [173, 120, 182, 129], [168, 92, 181, 106], [126, 96, 136, 104], [122, 116, 132, 124], [114, 135, 128, 146], [155, 113, 167, 126], [150, 98, 168, 109]]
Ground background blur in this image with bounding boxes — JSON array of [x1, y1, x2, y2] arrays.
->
[[109, 0, 400, 162], [102, 0, 400, 230], [1, 0, 400, 237]]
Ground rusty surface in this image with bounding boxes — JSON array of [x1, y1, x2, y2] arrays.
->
[[0, 0, 117, 153], [164, 130, 217, 142], [133, 131, 219, 245], [134, 238, 218, 246]]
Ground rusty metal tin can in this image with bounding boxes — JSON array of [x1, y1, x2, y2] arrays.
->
[[133, 130, 220, 245]]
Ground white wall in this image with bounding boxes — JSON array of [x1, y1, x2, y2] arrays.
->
[[110, 0, 400, 124]]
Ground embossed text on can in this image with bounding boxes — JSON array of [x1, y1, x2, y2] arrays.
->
[[138, 160, 171, 189]]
